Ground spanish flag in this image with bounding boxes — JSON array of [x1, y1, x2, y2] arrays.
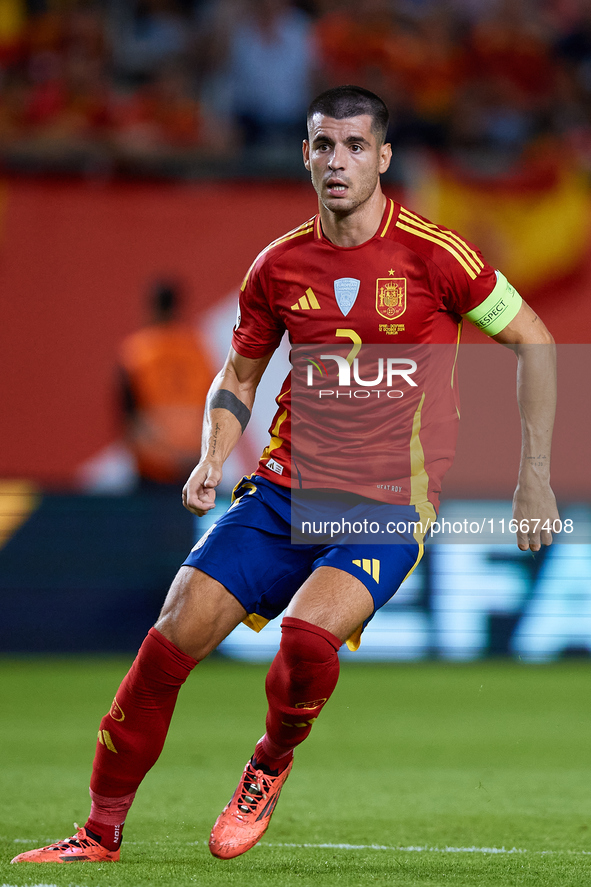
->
[[413, 148, 591, 294]]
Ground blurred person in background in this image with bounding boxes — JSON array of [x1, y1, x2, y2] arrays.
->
[[194, 0, 316, 153], [108, 0, 192, 88], [113, 278, 215, 594], [118, 278, 214, 490]]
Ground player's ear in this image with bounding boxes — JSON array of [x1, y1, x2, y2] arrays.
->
[[378, 142, 392, 175], [303, 140, 311, 171]]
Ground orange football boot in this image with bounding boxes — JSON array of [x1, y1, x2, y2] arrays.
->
[[11, 825, 120, 863], [209, 756, 293, 859]]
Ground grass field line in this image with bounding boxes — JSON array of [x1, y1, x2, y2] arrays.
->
[[263, 842, 591, 856], [265, 842, 528, 853], [9, 838, 591, 856]]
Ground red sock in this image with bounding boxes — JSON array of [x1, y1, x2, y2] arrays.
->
[[86, 789, 135, 851], [257, 617, 341, 769], [86, 627, 197, 845]]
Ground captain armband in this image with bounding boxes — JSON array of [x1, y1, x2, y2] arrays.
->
[[209, 389, 251, 434], [463, 271, 523, 336]]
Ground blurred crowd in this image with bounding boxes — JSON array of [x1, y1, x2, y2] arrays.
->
[[1, 0, 591, 178]]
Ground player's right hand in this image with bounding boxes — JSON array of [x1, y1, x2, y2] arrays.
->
[[182, 460, 223, 516]]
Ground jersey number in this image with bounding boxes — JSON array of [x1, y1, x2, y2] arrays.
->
[[336, 328, 362, 363]]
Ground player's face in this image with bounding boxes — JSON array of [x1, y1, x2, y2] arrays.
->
[[303, 114, 392, 215]]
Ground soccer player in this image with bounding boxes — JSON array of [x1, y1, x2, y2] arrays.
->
[[12, 85, 558, 865]]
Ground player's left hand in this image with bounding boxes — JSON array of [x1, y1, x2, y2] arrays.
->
[[512, 479, 559, 551]]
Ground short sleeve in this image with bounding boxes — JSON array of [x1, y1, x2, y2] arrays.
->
[[438, 243, 498, 318], [231, 260, 285, 359]]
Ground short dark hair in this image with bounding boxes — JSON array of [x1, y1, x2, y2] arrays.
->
[[307, 85, 389, 144]]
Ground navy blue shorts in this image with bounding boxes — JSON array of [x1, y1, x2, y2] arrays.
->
[[183, 476, 427, 649]]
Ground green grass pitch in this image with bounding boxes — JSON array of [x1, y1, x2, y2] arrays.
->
[[1, 656, 591, 886]]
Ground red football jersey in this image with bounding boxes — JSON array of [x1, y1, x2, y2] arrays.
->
[[232, 198, 499, 513]]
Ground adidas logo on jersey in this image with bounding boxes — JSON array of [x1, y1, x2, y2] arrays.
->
[[291, 288, 320, 310], [352, 558, 380, 583]]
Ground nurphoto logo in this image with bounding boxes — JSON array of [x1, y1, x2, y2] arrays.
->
[[305, 354, 418, 398]]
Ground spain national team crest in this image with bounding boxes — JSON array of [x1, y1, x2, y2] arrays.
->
[[376, 278, 407, 320]]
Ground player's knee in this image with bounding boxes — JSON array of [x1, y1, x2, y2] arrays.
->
[[154, 612, 218, 661], [266, 618, 341, 710], [278, 618, 341, 678], [155, 566, 245, 660]]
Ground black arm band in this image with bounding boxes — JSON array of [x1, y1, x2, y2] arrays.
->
[[209, 389, 251, 434]]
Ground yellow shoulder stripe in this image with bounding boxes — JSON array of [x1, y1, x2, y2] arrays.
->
[[397, 209, 483, 279], [240, 219, 315, 291], [399, 208, 483, 273], [396, 219, 477, 280], [380, 199, 395, 237]]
